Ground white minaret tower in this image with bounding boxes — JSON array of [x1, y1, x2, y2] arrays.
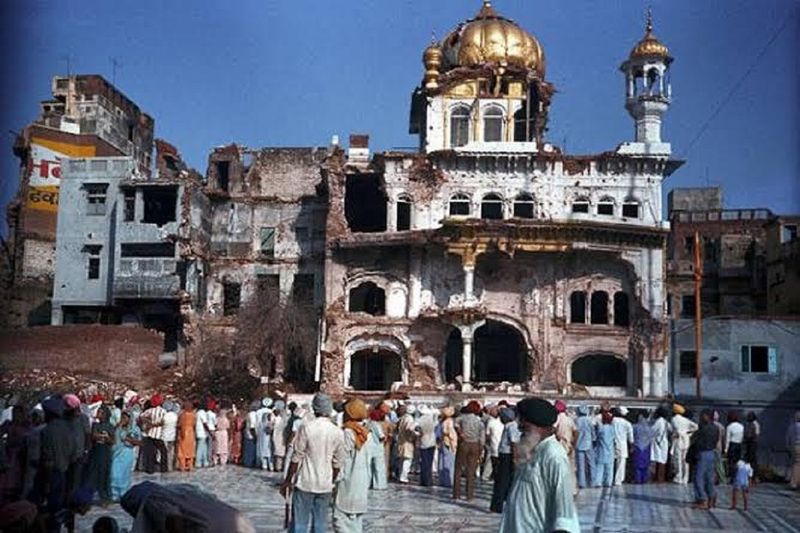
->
[[618, 9, 673, 155]]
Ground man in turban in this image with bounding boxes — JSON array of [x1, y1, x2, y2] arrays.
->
[[139, 394, 167, 474], [671, 403, 698, 484], [280, 394, 345, 533], [333, 399, 372, 532], [500, 398, 580, 533]]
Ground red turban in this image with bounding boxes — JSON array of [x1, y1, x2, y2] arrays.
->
[[369, 409, 384, 421], [466, 400, 482, 415], [150, 394, 164, 407], [554, 400, 566, 413]]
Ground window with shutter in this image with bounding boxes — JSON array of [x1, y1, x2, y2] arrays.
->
[[260, 227, 275, 257]]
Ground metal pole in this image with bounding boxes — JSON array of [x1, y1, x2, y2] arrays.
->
[[693, 231, 703, 399]]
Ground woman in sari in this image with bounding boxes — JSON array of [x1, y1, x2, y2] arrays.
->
[[110, 412, 141, 501], [176, 400, 197, 471], [228, 408, 243, 465], [87, 406, 115, 502], [632, 413, 654, 483]]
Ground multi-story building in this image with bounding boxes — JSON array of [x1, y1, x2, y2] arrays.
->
[[317, 3, 680, 398], [51, 140, 195, 363], [4, 75, 153, 328], [766, 215, 800, 315]]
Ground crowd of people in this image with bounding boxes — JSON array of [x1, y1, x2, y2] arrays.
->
[[1, 390, 799, 532]]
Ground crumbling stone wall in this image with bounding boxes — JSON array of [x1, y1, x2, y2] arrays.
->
[[0, 325, 163, 387]]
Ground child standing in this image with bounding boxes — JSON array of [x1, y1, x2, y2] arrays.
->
[[730, 459, 753, 511]]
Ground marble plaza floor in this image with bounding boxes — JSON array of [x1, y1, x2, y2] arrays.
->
[[77, 466, 800, 532]]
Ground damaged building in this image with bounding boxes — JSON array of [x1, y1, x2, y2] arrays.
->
[[46, 3, 682, 398], [318, 4, 680, 398], [51, 140, 200, 366], [3, 75, 153, 329]]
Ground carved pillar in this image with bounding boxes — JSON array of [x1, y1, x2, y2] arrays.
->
[[462, 337, 473, 390], [464, 266, 475, 303]]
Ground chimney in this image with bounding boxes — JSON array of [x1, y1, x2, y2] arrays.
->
[[347, 133, 370, 164]]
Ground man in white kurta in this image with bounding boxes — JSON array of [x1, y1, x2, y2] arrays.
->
[[612, 407, 634, 486], [670, 405, 698, 484], [650, 411, 671, 482], [500, 398, 579, 533]]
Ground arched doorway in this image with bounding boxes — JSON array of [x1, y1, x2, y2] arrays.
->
[[571, 354, 626, 387], [474, 320, 528, 382], [444, 328, 463, 383], [349, 349, 401, 391]]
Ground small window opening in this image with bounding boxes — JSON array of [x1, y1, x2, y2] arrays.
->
[[85, 184, 108, 216], [622, 202, 640, 219], [396, 197, 411, 230], [223, 282, 241, 316], [450, 106, 470, 147], [215, 161, 230, 191], [483, 107, 504, 142], [260, 227, 275, 257], [345, 174, 387, 232], [597, 199, 614, 216], [679, 351, 697, 377], [681, 295, 696, 318], [123, 189, 135, 221], [449, 194, 471, 216], [142, 187, 177, 226], [513, 194, 534, 219], [256, 274, 280, 303], [85, 245, 101, 280], [590, 291, 609, 324], [120, 243, 175, 258], [292, 274, 315, 307], [481, 193, 504, 220], [613, 292, 630, 327], [570, 291, 586, 324], [572, 199, 589, 214], [348, 281, 386, 316]]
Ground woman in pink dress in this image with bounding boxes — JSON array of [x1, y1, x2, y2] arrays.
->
[[213, 408, 230, 465]]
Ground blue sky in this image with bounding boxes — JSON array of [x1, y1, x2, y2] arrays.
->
[[1, 0, 798, 235]]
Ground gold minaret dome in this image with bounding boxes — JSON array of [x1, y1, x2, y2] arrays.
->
[[629, 10, 670, 60], [440, 0, 545, 78]]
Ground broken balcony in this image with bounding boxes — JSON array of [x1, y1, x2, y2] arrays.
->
[[113, 243, 181, 299]]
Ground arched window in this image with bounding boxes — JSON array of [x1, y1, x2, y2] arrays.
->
[[483, 106, 504, 142], [449, 193, 471, 216], [513, 193, 535, 218], [622, 200, 640, 219], [480, 193, 503, 220], [570, 291, 586, 323], [591, 291, 609, 324], [597, 197, 614, 216], [348, 282, 385, 316], [614, 292, 630, 327], [571, 197, 589, 214], [450, 105, 470, 147], [396, 195, 411, 231]]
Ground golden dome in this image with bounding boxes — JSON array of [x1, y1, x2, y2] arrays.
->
[[441, 1, 545, 78], [630, 11, 670, 60]]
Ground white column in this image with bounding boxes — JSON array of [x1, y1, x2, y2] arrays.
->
[[408, 249, 422, 317], [387, 199, 396, 232], [650, 360, 665, 397], [462, 338, 473, 390], [464, 266, 475, 303], [51, 306, 64, 325], [134, 188, 144, 222]]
